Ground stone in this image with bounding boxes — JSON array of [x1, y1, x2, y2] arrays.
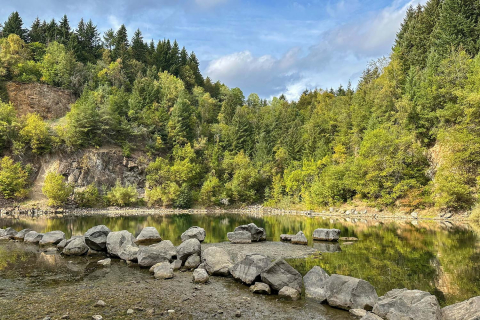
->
[[279, 286, 300, 301], [127, 309, 134, 314], [135, 226, 162, 245], [171, 259, 183, 271], [95, 300, 106, 307], [63, 237, 89, 256], [106, 230, 137, 258], [24, 231, 44, 244], [92, 316, 103, 320], [227, 231, 252, 244], [177, 238, 201, 261], [280, 234, 294, 241], [360, 312, 383, 320], [185, 254, 201, 269], [2, 227, 17, 239], [372, 288, 441, 320], [181, 226, 206, 242], [97, 258, 111, 266], [193, 268, 209, 283], [201, 247, 233, 276], [312, 228, 341, 241], [39, 231, 66, 246], [13, 229, 32, 240], [291, 231, 308, 245], [260, 258, 303, 293], [87, 249, 104, 256], [234, 223, 266, 242], [137, 240, 176, 267], [326, 274, 378, 311], [84, 225, 111, 251], [350, 309, 367, 318], [230, 254, 270, 285], [118, 245, 139, 261], [153, 262, 174, 279], [235, 310, 242, 317], [304, 266, 330, 302], [249, 282, 271, 295], [411, 212, 418, 219], [441, 296, 480, 320]]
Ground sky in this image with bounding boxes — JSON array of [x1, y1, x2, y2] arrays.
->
[[1, 0, 424, 100]]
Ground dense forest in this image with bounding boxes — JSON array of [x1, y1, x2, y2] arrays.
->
[[1, 0, 480, 215]]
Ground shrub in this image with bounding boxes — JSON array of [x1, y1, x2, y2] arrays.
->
[[74, 183, 100, 208], [470, 204, 480, 223], [173, 184, 193, 209], [105, 182, 138, 207], [0, 156, 30, 199], [19, 113, 51, 154], [42, 171, 73, 206], [199, 174, 223, 206]]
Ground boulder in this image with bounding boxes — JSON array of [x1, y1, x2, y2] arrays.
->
[[304, 266, 330, 302], [63, 237, 89, 256], [39, 231, 66, 246], [230, 254, 270, 285], [326, 274, 378, 311], [185, 254, 201, 269], [313, 228, 341, 241], [13, 229, 32, 241], [441, 296, 480, 320], [137, 240, 176, 267], [118, 245, 139, 261], [171, 259, 182, 271], [176, 238, 201, 262], [181, 226, 206, 242], [372, 288, 441, 320], [250, 282, 271, 295], [227, 231, 252, 244], [234, 223, 266, 242], [58, 236, 82, 250], [201, 247, 233, 276], [280, 234, 294, 241], [291, 231, 308, 245], [360, 312, 383, 320], [153, 262, 174, 279], [279, 286, 300, 301], [24, 231, 44, 244], [84, 225, 111, 251], [106, 230, 136, 258], [135, 227, 162, 245], [193, 268, 209, 283], [1, 227, 17, 239], [350, 309, 367, 318], [260, 259, 303, 293]]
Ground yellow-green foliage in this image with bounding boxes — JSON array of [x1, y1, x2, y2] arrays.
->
[[0, 156, 30, 199], [18, 113, 51, 154], [42, 171, 73, 206], [106, 182, 138, 207], [40, 42, 76, 88], [199, 173, 223, 206], [74, 183, 100, 208], [0, 34, 31, 80], [0, 100, 18, 152]]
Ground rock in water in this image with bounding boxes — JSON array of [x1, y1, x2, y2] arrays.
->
[[13, 229, 32, 241], [227, 231, 252, 244], [260, 258, 303, 293], [63, 237, 89, 256], [304, 266, 330, 302], [230, 254, 270, 285], [313, 241, 341, 253], [193, 268, 209, 283], [291, 231, 308, 245], [185, 254, 201, 269], [153, 262, 174, 279], [201, 247, 233, 276], [280, 234, 294, 241], [24, 231, 44, 244], [234, 223, 266, 242], [176, 238, 201, 262], [84, 225, 111, 251], [312, 229, 341, 241], [106, 230, 136, 258], [441, 296, 480, 320], [279, 286, 300, 301], [250, 282, 271, 294], [135, 227, 162, 245], [39, 231, 66, 246], [137, 240, 176, 267], [181, 226, 206, 242], [326, 274, 378, 311], [372, 289, 441, 320]]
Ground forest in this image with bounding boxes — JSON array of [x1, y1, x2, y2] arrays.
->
[[1, 0, 480, 215]]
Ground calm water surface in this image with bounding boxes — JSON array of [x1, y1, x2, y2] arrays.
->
[[1, 213, 479, 307]]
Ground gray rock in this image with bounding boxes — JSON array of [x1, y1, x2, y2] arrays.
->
[[260, 258, 303, 293], [135, 226, 162, 245], [95, 300, 106, 307], [127, 309, 134, 314], [171, 259, 183, 271], [249, 282, 271, 295], [372, 288, 441, 320], [153, 262, 174, 279], [280, 234, 294, 241], [441, 296, 480, 320], [106, 230, 136, 258], [313, 228, 341, 241], [193, 268, 209, 283], [13, 229, 32, 240], [291, 231, 308, 245], [234, 223, 266, 242], [227, 231, 252, 244], [92, 315, 103, 320], [350, 309, 367, 318], [360, 312, 383, 320], [84, 225, 111, 251], [177, 238, 201, 262], [57, 236, 82, 250], [181, 226, 206, 242], [201, 247, 233, 276], [63, 237, 89, 256], [2, 227, 17, 239], [304, 266, 330, 302], [230, 254, 270, 285], [97, 258, 111, 266], [137, 240, 176, 267], [24, 231, 44, 244], [279, 286, 300, 301], [39, 231, 66, 246], [326, 274, 378, 311], [185, 254, 201, 269], [118, 245, 139, 261]]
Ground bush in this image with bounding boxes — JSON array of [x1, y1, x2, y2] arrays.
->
[[18, 113, 51, 154], [105, 182, 138, 207], [469, 204, 480, 223], [199, 174, 223, 206], [74, 183, 100, 208], [42, 171, 73, 206], [173, 184, 193, 209], [0, 156, 30, 199]]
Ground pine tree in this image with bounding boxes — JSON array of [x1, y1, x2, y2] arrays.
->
[[45, 19, 58, 43], [58, 15, 71, 45], [102, 28, 115, 51], [168, 40, 180, 76], [131, 29, 146, 63], [113, 24, 129, 61], [29, 17, 44, 43], [189, 52, 204, 86], [1, 12, 27, 40]]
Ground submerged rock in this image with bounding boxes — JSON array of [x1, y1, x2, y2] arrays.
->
[[227, 231, 252, 244], [234, 223, 266, 242], [230, 254, 270, 285], [84, 225, 111, 251], [202, 247, 233, 276], [181, 226, 206, 242], [63, 237, 89, 256], [304, 266, 330, 302], [291, 231, 308, 245], [193, 268, 209, 283], [326, 274, 378, 311], [279, 286, 300, 301], [250, 282, 271, 295], [24, 231, 44, 244], [135, 226, 162, 245], [441, 296, 480, 320], [106, 230, 136, 258], [177, 238, 201, 262], [312, 228, 341, 241], [137, 240, 176, 267], [260, 258, 303, 293], [39, 231, 66, 246]]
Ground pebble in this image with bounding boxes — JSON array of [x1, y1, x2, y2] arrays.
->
[[61, 315, 70, 319], [168, 309, 175, 314], [95, 300, 106, 307], [235, 310, 242, 317], [127, 308, 134, 314], [92, 316, 103, 320]]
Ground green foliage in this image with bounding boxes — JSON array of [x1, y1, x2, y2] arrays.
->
[[0, 100, 18, 152], [105, 182, 138, 207], [0, 156, 29, 199], [199, 173, 223, 206], [40, 42, 77, 88], [42, 171, 73, 207], [74, 183, 100, 208], [18, 113, 51, 154]]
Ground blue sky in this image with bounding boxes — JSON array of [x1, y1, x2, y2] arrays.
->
[[1, 0, 424, 99]]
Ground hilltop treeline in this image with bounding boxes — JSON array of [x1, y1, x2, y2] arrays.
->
[[1, 1, 480, 212]]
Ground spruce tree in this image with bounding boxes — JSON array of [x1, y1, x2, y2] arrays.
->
[[58, 15, 71, 45], [29, 17, 44, 43], [113, 24, 129, 61], [131, 29, 146, 63], [1, 12, 27, 40]]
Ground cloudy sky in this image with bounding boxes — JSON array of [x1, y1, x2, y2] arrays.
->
[[1, 0, 424, 99]]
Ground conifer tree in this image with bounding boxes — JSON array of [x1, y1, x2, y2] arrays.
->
[[113, 24, 129, 61], [131, 29, 146, 63], [1, 12, 27, 40]]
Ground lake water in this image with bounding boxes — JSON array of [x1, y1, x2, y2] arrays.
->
[[1, 213, 479, 308]]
